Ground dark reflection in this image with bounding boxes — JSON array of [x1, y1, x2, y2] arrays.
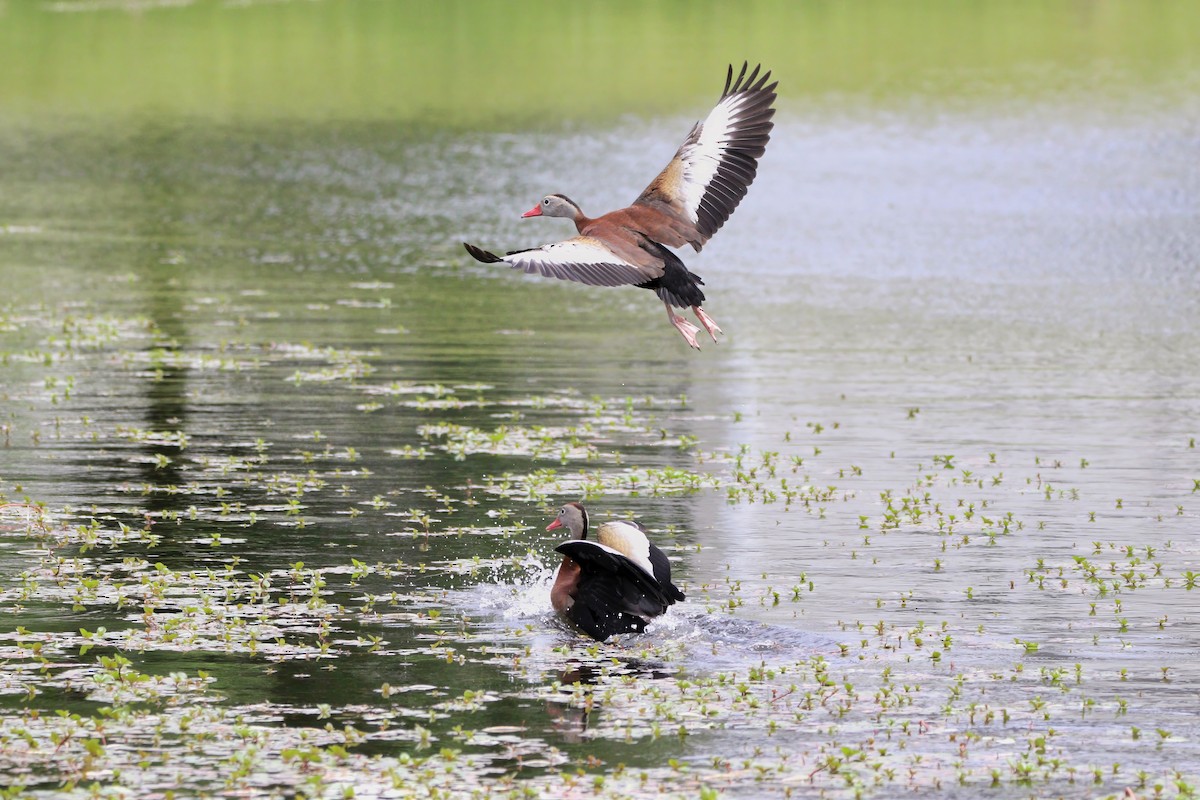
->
[[544, 690, 593, 743], [557, 660, 603, 687], [129, 123, 194, 529], [557, 658, 675, 689], [547, 657, 676, 742]]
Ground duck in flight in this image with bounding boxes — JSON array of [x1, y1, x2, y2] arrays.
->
[[547, 502, 685, 641], [464, 63, 777, 349]]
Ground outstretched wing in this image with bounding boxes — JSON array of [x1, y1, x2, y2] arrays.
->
[[463, 239, 658, 287], [634, 62, 777, 251], [556, 540, 673, 626], [559, 575, 653, 641]]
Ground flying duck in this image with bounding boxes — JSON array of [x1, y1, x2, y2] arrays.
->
[[464, 63, 777, 349], [547, 502, 685, 641]]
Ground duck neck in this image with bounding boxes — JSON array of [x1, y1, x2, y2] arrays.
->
[[568, 203, 592, 234]]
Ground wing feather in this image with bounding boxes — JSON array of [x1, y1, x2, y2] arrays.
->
[[556, 540, 673, 616], [634, 62, 778, 251], [463, 239, 658, 287]]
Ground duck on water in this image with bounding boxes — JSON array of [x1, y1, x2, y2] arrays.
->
[[547, 502, 685, 641]]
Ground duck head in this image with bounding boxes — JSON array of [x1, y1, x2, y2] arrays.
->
[[522, 194, 582, 220], [546, 502, 588, 539]]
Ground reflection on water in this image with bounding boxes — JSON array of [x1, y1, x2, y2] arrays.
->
[[2, 2, 1200, 797]]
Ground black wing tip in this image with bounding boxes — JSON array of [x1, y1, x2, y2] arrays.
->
[[463, 242, 503, 263], [724, 61, 776, 99]]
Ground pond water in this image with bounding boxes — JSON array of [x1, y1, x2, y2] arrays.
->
[[2, 2, 1200, 798]]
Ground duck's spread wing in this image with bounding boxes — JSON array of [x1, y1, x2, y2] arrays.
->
[[555, 540, 672, 640], [633, 62, 777, 251], [463, 238, 655, 287]]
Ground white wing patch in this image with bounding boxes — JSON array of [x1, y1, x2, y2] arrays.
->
[[502, 237, 650, 287], [678, 97, 742, 224], [595, 521, 654, 577], [634, 63, 777, 249]]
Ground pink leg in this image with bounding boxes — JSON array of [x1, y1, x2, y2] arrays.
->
[[664, 301, 701, 349], [692, 306, 723, 342]]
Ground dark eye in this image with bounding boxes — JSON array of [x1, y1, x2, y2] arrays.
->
[[543, 198, 550, 205]]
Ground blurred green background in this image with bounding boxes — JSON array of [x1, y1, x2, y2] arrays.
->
[[3, 0, 1198, 126]]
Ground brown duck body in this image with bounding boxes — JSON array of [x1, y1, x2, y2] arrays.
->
[[575, 205, 700, 255], [550, 557, 582, 617]]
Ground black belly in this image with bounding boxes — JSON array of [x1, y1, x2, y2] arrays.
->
[[636, 240, 706, 308]]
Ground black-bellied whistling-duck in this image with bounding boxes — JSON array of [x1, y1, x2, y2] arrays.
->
[[464, 63, 777, 349], [547, 502, 685, 641]]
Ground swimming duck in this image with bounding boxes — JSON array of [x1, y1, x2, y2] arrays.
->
[[464, 62, 777, 349], [547, 502, 685, 641]]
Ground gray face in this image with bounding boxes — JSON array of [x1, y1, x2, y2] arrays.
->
[[555, 503, 587, 538], [539, 194, 579, 219]]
